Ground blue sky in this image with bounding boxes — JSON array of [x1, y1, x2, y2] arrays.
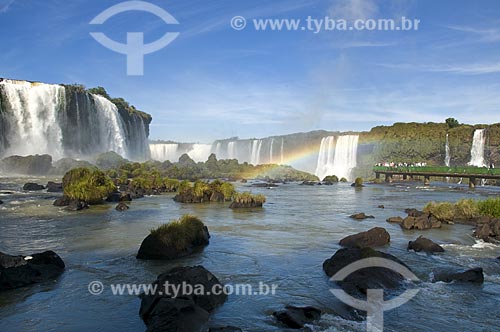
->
[[1, 0, 500, 142]]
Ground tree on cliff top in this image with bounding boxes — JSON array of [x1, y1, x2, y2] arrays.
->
[[446, 118, 460, 128]]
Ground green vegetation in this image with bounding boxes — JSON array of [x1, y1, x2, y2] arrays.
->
[[424, 198, 500, 221], [62, 167, 116, 204], [232, 192, 266, 206], [340, 177, 348, 182], [174, 180, 236, 203], [373, 165, 500, 176], [150, 215, 207, 251], [354, 177, 363, 187]]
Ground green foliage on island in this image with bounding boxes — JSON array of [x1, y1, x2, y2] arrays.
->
[[62, 167, 116, 204], [150, 215, 207, 251], [232, 192, 266, 205], [173, 179, 236, 203], [424, 198, 500, 221], [340, 177, 348, 182], [354, 177, 363, 187]]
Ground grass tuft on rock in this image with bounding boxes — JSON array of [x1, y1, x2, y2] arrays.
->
[[150, 215, 207, 251], [63, 167, 116, 204], [424, 198, 500, 221]]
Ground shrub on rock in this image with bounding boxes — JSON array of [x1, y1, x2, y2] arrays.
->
[[62, 167, 116, 204], [137, 215, 210, 260], [229, 192, 266, 209]]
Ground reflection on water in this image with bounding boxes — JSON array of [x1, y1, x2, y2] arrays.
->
[[0, 179, 499, 332]]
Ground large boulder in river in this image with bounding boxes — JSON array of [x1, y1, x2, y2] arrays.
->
[[386, 216, 404, 224], [349, 212, 374, 220], [434, 268, 484, 284], [139, 266, 227, 332], [137, 215, 210, 260], [474, 219, 500, 242], [46, 181, 63, 193], [273, 305, 322, 329], [323, 247, 412, 296], [23, 183, 45, 191], [339, 227, 390, 248], [0, 250, 65, 290], [115, 202, 129, 211], [408, 236, 444, 254], [401, 214, 441, 230]]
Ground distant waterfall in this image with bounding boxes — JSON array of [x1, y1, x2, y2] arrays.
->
[[227, 141, 236, 159], [269, 138, 274, 164], [315, 135, 359, 181], [188, 144, 212, 162], [280, 138, 284, 165], [445, 133, 451, 167], [468, 129, 486, 167], [150, 143, 179, 161], [250, 140, 263, 165], [0, 79, 150, 161]]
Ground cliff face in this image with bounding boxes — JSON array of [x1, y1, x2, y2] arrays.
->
[[0, 79, 151, 161]]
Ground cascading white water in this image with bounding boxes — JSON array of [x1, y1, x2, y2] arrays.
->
[[228, 141, 236, 159], [215, 142, 222, 159], [269, 138, 274, 164], [280, 138, 284, 165], [315, 135, 359, 181], [0, 80, 66, 159], [468, 129, 486, 167], [150, 143, 179, 161], [0, 79, 150, 161], [250, 139, 263, 165], [92, 95, 127, 158], [445, 133, 451, 167]]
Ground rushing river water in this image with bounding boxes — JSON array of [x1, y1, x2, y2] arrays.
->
[[0, 178, 499, 332]]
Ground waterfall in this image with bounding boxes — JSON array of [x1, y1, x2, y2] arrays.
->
[[215, 142, 222, 159], [445, 133, 451, 167], [0, 80, 65, 159], [250, 139, 263, 165], [92, 95, 127, 157], [0, 79, 150, 161], [280, 138, 284, 165], [269, 138, 274, 164], [468, 129, 486, 167], [150, 143, 179, 161], [228, 141, 236, 159], [315, 135, 359, 181]]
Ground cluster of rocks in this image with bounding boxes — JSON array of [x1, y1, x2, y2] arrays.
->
[[474, 218, 500, 242], [387, 208, 442, 230]]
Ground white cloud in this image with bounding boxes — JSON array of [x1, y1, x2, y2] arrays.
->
[[329, 0, 378, 20], [378, 62, 500, 75]]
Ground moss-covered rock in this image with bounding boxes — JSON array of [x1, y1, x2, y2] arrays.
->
[[136, 215, 210, 260], [62, 167, 116, 204], [229, 192, 266, 208]]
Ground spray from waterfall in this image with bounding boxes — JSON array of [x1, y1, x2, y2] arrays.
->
[[280, 138, 284, 165], [445, 133, 451, 167], [269, 138, 274, 164]]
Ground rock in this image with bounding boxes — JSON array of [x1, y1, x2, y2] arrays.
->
[[209, 327, 242, 332], [349, 212, 375, 220], [229, 201, 264, 208], [0, 250, 65, 290], [53, 196, 71, 207], [339, 227, 390, 248], [23, 183, 45, 191], [106, 191, 132, 202], [137, 219, 210, 260], [66, 199, 89, 211], [378, 205, 385, 209], [0, 199, 3, 205], [474, 219, 500, 242], [386, 216, 404, 224], [115, 202, 129, 211], [300, 181, 318, 186], [251, 182, 279, 188], [46, 181, 63, 193], [0, 154, 53, 175], [408, 236, 444, 253], [139, 266, 227, 332], [434, 268, 484, 283], [273, 305, 322, 329], [323, 247, 410, 296], [401, 214, 441, 230], [405, 208, 425, 217]]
